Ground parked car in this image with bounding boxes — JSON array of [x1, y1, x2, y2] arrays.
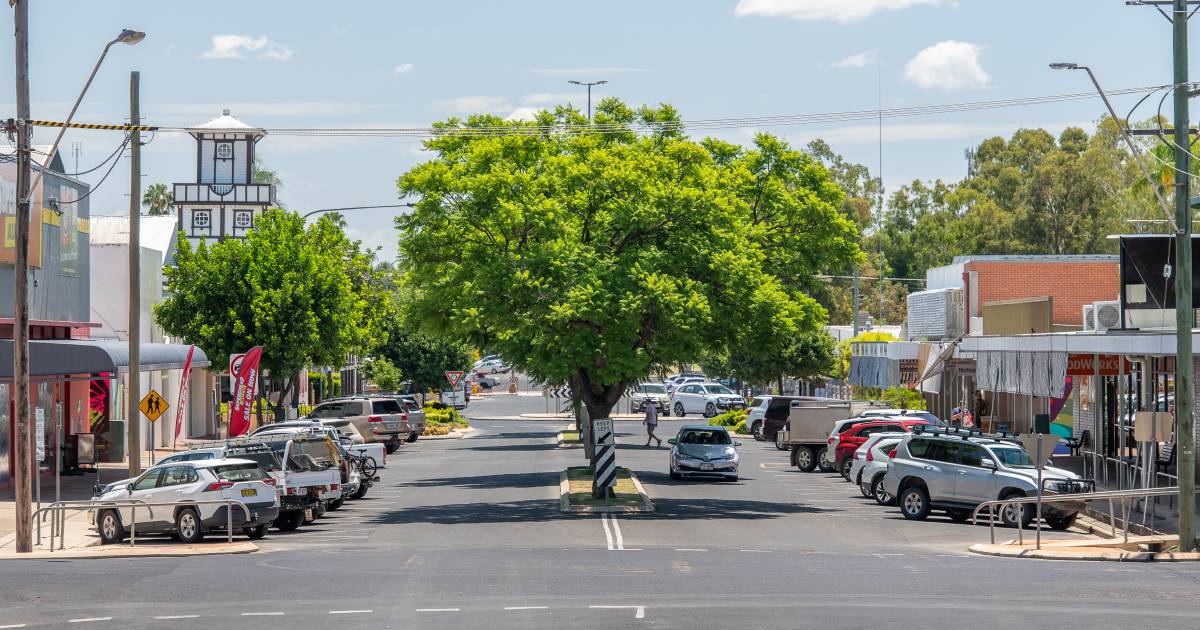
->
[[225, 434, 341, 531], [252, 418, 365, 443], [884, 428, 1091, 528], [632, 382, 671, 415], [670, 382, 746, 418], [91, 458, 280, 544], [848, 434, 906, 504], [439, 383, 470, 410], [665, 374, 705, 394], [308, 396, 413, 453], [250, 422, 387, 468], [474, 374, 502, 390], [855, 408, 943, 425], [668, 425, 741, 482], [834, 418, 935, 480], [153, 447, 226, 466], [474, 356, 510, 373]]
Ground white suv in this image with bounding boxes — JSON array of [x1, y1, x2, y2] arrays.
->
[[92, 459, 280, 544], [670, 382, 746, 418]]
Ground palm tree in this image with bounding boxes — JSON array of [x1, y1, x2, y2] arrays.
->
[[141, 182, 173, 216]]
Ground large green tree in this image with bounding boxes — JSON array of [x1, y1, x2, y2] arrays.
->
[[141, 182, 173, 216], [395, 99, 860, 423], [156, 210, 382, 420], [374, 314, 472, 397]]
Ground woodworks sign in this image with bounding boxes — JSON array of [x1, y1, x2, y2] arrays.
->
[[1067, 354, 1130, 376]]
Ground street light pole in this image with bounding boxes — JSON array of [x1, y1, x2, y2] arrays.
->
[[127, 70, 142, 478], [567, 80, 608, 120]]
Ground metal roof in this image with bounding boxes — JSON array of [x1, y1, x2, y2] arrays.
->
[[950, 254, 1119, 264], [187, 109, 266, 136], [0, 339, 210, 380]]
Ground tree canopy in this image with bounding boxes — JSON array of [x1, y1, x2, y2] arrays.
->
[[395, 99, 861, 419], [156, 210, 383, 417]]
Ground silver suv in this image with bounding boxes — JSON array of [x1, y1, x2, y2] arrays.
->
[[883, 428, 1090, 530], [309, 396, 413, 454]]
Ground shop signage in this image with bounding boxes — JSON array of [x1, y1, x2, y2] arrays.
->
[[228, 347, 263, 437], [1067, 354, 1129, 376]]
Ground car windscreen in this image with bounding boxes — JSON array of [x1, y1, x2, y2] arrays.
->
[[229, 452, 281, 472], [679, 429, 732, 445], [990, 446, 1036, 469], [703, 384, 734, 395], [372, 399, 404, 414], [213, 463, 269, 482], [639, 384, 667, 394]]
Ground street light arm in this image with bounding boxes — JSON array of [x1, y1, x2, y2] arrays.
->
[[301, 203, 415, 219]]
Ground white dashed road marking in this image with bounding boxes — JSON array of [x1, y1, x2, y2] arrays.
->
[[589, 605, 646, 619], [505, 606, 550, 610], [68, 619, 112, 624], [329, 610, 373, 615], [0, 624, 27, 629], [241, 612, 285, 616], [154, 616, 199, 620], [674, 548, 707, 552], [416, 608, 461, 613]]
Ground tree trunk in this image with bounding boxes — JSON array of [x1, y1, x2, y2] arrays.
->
[[568, 369, 627, 499], [777, 375, 785, 396]]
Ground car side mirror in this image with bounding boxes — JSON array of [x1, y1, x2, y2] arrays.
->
[[734, 440, 743, 448], [126, 483, 135, 492], [981, 459, 996, 471], [667, 439, 677, 445]]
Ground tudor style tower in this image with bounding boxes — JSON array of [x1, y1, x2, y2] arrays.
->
[[173, 110, 274, 245]]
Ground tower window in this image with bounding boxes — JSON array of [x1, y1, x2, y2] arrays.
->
[[215, 142, 233, 160]]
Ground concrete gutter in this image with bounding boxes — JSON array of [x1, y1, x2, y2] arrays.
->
[[0, 541, 258, 561], [558, 470, 655, 514]]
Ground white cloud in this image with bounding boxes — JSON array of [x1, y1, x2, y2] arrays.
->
[[734, 0, 951, 23], [394, 63, 415, 75], [528, 66, 645, 76], [904, 40, 990, 90], [831, 50, 878, 68], [434, 95, 512, 114], [520, 92, 577, 106], [201, 34, 293, 61], [505, 107, 542, 122]]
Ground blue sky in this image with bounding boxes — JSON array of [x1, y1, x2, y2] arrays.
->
[[0, 0, 1190, 259]]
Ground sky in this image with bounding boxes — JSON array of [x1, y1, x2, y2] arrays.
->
[[0, 0, 1191, 259]]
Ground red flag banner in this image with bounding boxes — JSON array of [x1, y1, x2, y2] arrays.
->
[[228, 346, 263, 437], [173, 345, 196, 441]]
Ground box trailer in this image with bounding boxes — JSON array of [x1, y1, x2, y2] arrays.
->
[[780, 400, 887, 472]]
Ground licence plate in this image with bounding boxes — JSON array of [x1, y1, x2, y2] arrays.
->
[[385, 421, 398, 429], [240, 488, 257, 497], [700, 463, 714, 471]]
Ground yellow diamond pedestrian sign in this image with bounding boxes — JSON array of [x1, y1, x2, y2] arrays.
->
[[139, 389, 169, 422]]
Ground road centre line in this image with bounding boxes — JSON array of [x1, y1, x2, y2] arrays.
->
[[674, 548, 707, 552], [241, 612, 284, 616], [505, 606, 550, 610], [416, 608, 460, 612], [0, 624, 27, 629], [153, 616, 199, 620], [600, 514, 614, 550], [329, 610, 373, 614], [739, 549, 771, 553], [589, 605, 646, 619], [67, 619, 112, 624]]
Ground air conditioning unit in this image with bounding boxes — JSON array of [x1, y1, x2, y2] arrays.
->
[[1082, 304, 1096, 331], [1093, 300, 1121, 333]]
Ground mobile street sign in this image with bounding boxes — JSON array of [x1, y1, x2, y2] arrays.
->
[[139, 389, 169, 422]]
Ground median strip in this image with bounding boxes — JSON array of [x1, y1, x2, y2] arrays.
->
[[558, 467, 654, 514]]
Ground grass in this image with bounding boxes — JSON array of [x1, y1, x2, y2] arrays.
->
[[560, 430, 581, 443], [566, 466, 643, 507]]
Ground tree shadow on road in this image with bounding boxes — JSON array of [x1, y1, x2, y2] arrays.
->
[[460, 443, 561, 452], [464, 431, 559, 441], [399, 471, 557, 490]]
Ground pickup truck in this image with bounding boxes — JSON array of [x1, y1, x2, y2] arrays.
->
[[780, 400, 887, 472], [253, 422, 387, 468], [224, 435, 341, 531]]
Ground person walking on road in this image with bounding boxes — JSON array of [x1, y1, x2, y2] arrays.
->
[[644, 403, 662, 447]]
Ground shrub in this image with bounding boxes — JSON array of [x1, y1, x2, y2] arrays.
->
[[708, 408, 748, 428], [732, 420, 748, 435], [423, 404, 468, 428]]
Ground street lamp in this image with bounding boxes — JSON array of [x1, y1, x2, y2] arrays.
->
[[567, 80, 608, 121], [26, 29, 145, 196], [1049, 62, 1174, 226], [9, 23, 144, 554], [301, 203, 415, 220]]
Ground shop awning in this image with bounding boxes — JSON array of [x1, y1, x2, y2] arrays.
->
[[0, 339, 210, 380]]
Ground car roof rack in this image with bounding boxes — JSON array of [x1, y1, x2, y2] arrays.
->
[[909, 423, 1020, 441]]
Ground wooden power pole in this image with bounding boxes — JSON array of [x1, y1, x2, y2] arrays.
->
[[11, 0, 33, 554]]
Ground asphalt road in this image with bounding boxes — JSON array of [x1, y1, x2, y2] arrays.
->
[[3, 394, 1200, 629]]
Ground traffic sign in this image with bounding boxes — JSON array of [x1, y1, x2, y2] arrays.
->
[[446, 371, 464, 389], [35, 408, 45, 461], [139, 389, 169, 422], [593, 418, 617, 493]]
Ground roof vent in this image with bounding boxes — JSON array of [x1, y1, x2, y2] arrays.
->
[[222, 108, 230, 116]]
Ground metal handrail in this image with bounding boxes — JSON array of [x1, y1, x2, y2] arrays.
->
[[34, 498, 148, 547], [30, 499, 253, 552], [971, 486, 1187, 548]]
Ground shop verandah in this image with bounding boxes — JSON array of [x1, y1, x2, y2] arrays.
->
[[959, 330, 1194, 532]]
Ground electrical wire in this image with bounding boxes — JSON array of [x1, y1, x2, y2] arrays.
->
[[55, 142, 125, 206], [60, 131, 131, 176]]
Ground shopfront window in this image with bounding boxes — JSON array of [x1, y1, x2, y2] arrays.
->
[[0, 384, 10, 487]]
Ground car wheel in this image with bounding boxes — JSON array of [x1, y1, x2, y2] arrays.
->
[[999, 492, 1033, 528], [899, 485, 931, 521], [1046, 513, 1077, 531], [385, 441, 400, 455], [872, 475, 893, 506], [327, 497, 345, 511], [661, 406, 670, 418], [674, 403, 686, 417], [704, 403, 717, 418], [98, 509, 125, 545], [859, 479, 872, 498], [175, 507, 204, 544], [793, 446, 816, 472], [669, 462, 682, 481], [840, 458, 854, 481], [752, 421, 764, 441], [243, 524, 269, 540], [947, 508, 972, 523], [817, 447, 836, 473], [352, 482, 370, 500], [775, 431, 787, 451], [726, 475, 739, 482], [275, 510, 303, 531], [407, 432, 419, 443]]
